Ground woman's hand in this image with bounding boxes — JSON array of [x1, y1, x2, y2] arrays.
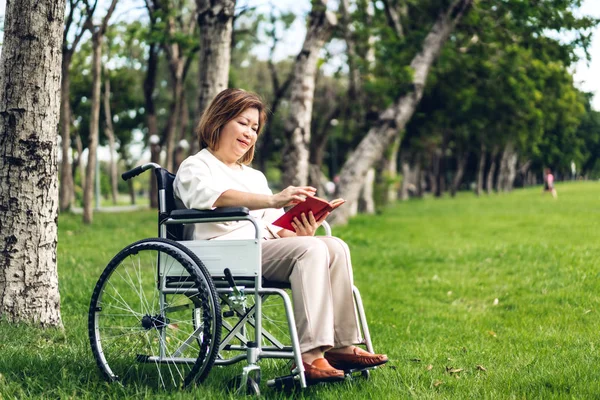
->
[[291, 211, 330, 237], [271, 186, 317, 209]]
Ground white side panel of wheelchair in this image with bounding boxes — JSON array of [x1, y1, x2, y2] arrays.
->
[[171, 239, 260, 278]]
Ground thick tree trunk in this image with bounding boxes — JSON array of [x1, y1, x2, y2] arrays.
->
[[475, 142, 485, 196], [83, 31, 103, 223], [196, 0, 235, 123], [486, 145, 499, 194], [281, 1, 337, 187], [450, 151, 467, 197], [330, 0, 472, 225], [0, 0, 66, 327], [59, 55, 74, 212], [103, 76, 118, 205]]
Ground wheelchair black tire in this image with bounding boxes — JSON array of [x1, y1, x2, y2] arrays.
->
[[88, 238, 221, 389]]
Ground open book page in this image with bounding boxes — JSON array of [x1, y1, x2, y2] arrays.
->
[[272, 196, 346, 232]]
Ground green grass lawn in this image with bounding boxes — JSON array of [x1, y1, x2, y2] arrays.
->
[[1, 182, 599, 399]]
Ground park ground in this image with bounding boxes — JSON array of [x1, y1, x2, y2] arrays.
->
[[1, 181, 599, 399]]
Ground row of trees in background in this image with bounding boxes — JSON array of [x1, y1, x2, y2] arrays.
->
[[2, 0, 599, 325], [56, 0, 600, 226]]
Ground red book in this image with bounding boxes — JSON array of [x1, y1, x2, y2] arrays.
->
[[272, 196, 346, 232]]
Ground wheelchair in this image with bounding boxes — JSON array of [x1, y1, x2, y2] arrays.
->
[[88, 163, 376, 394]]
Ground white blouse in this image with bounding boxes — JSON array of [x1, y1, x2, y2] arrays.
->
[[174, 148, 284, 240]]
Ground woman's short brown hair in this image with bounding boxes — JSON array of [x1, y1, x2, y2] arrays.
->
[[196, 88, 268, 165]]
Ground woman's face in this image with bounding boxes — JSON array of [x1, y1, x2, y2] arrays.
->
[[215, 107, 259, 164]]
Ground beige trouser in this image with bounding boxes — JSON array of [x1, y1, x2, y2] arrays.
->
[[261, 236, 361, 353]]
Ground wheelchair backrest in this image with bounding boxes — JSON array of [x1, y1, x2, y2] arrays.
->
[[154, 168, 185, 241]]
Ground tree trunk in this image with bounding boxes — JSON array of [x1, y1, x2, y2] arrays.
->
[[486, 145, 499, 195], [496, 141, 516, 192], [475, 142, 485, 196], [358, 168, 376, 214], [59, 54, 74, 212], [82, 0, 118, 222], [399, 151, 410, 201], [376, 133, 401, 204], [163, 78, 182, 172], [103, 75, 118, 205], [415, 160, 424, 198], [0, 0, 66, 327], [329, 0, 472, 225], [59, 1, 95, 211], [83, 31, 103, 223], [505, 148, 518, 191], [435, 134, 449, 197], [450, 150, 467, 197], [196, 0, 235, 124], [144, 40, 160, 208], [281, 1, 337, 187]]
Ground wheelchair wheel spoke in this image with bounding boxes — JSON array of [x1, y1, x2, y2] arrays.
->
[[89, 239, 221, 390]]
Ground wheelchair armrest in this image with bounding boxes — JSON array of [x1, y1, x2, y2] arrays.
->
[[169, 207, 250, 220]]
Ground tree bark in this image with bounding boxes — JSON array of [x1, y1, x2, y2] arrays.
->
[[196, 0, 235, 124], [281, 1, 337, 187], [486, 145, 499, 195], [59, 55, 75, 212], [103, 74, 118, 205], [144, 39, 160, 208], [0, 0, 66, 327], [83, 0, 118, 223], [475, 142, 485, 196], [450, 150, 467, 197], [59, 0, 96, 212], [83, 31, 103, 223], [358, 168, 376, 214], [435, 133, 449, 197], [496, 141, 517, 192], [330, 0, 472, 225], [399, 151, 410, 201]]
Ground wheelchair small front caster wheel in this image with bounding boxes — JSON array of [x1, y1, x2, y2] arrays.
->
[[361, 369, 370, 379], [267, 374, 297, 392]]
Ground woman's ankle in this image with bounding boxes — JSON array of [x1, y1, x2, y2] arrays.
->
[[301, 348, 325, 365], [326, 345, 355, 355]]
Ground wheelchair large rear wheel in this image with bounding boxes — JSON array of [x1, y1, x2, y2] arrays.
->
[[88, 238, 221, 389]]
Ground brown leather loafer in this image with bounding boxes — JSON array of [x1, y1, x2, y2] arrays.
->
[[325, 347, 389, 371], [302, 358, 346, 383]]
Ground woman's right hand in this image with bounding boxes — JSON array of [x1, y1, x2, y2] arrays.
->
[[271, 186, 317, 208]]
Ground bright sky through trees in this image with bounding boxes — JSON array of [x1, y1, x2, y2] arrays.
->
[[0, 0, 597, 108]]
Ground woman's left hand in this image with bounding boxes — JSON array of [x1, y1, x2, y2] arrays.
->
[[291, 211, 330, 236]]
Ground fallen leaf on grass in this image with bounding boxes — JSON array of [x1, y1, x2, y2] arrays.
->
[[446, 367, 463, 374], [433, 380, 443, 387], [487, 330, 497, 337], [426, 364, 433, 371], [493, 298, 499, 306], [476, 365, 487, 372]]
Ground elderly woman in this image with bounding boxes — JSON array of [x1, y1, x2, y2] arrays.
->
[[174, 88, 387, 383]]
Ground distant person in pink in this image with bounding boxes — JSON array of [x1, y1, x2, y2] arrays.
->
[[543, 168, 557, 198]]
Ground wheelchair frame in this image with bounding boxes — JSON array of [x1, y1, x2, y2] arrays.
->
[[89, 162, 375, 394]]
